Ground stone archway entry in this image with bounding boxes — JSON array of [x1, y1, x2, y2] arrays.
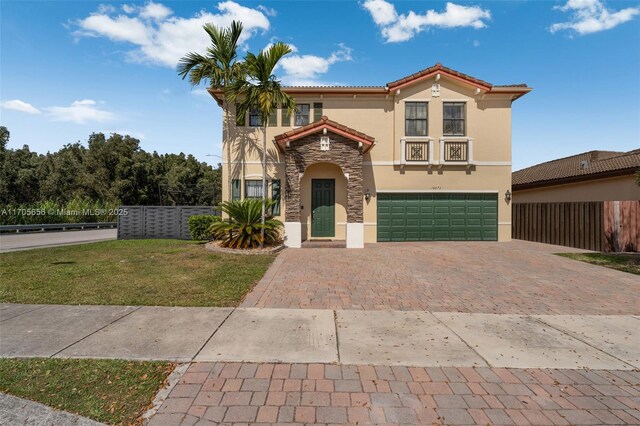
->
[[274, 116, 375, 248]]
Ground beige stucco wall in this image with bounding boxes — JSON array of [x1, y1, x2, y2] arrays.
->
[[219, 75, 516, 243], [513, 175, 640, 203]]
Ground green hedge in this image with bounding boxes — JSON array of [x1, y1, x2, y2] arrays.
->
[[188, 214, 221, 240]]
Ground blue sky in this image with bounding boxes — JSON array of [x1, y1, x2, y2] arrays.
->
[[1, 0, 639, 171]]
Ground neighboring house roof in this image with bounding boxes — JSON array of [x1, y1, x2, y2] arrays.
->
[[208, 63, 531, 104], [274, 116, 375, 153], [513, 149, 640, 190]]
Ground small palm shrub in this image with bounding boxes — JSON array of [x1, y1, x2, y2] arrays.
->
[[210, 199, 283, 249], [188, 214, 221, 240]]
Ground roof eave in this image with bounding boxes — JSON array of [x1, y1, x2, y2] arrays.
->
[[487, 87, 533, 101], [512, 167, 637, 191]]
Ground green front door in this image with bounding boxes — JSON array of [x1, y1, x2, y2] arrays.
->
[[311, 179, 335, 238], [377, 193, 498, 241]]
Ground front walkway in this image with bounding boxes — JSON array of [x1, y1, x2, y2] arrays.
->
[[242, 240, 640, 314], [150, 362, 640, 426]]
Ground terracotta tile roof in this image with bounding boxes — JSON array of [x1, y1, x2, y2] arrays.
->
[[208, 63, 530, 103], [387, 63, 495, 89], [493, 84, 529, 88], [513, 149, 640, 188], [274, 116, 375, 152], [282, 85, 385, 89]]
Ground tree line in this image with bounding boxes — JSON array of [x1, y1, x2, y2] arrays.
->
[[0, 126, 221, 210]]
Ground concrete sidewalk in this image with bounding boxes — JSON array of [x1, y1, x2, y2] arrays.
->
[[0, 229, 117, 252], [0, 393, 105, 425], [2, 304, 638, 370]]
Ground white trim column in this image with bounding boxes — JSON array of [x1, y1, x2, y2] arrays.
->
[[284, 222, 302, 248], [346, 222, 364, 248]]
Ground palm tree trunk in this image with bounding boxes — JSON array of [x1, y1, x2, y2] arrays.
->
[[261, 124, 267, 248], [223, 99, 232, 210]]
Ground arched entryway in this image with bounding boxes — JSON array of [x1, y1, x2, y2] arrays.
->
[[274, 116, 375, 248], [300, 162, 348, 241]]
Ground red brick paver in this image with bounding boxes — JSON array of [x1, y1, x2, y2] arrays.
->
[[149, 362, 640, 425], [242, 241, 640, 314]]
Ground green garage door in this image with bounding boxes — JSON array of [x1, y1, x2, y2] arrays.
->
[[377, 193, 498, 241]]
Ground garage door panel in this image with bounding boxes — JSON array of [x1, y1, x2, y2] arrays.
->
[[377, 192, 498, 242]]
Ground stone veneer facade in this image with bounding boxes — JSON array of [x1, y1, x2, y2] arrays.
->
[[284, 131, 364, 223]]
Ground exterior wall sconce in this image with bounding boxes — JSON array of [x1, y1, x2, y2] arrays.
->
[[505, 190, 512, 204], [365, 189, 372, 202]]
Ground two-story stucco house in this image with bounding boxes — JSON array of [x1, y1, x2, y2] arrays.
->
[[208, 63, 531, 248]]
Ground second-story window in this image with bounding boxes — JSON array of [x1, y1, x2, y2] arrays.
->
[[295, 104, 310, 126], [249, 108, 262, 127], [405, 102, 428, 136], [313, 102, 323, 121], [443, 102, 466, 136]]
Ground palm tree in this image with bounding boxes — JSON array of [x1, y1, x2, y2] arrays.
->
[[226, 43, 296, 248], [177, 21, 244, 203]]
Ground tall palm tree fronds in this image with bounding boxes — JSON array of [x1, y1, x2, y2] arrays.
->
[[225, 42, 296, 248], [177, 21, 244, 88], [177, 21, 245, 205]]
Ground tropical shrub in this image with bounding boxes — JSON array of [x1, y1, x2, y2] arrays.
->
[[210, 199, 282, 249], [188, 214, 221, 240]]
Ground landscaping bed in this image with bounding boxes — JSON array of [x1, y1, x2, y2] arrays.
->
[[557, 252, 640, 275], [0, 239, 274, 306], [0, 358, 173, 425]]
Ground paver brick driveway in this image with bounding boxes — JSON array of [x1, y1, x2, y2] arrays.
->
[[242, 240, 639, 315]]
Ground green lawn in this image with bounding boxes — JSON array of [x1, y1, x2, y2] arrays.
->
[[0, 239, 274, 306], [557, 252, 640, 275], [0, 358, 173, 425]]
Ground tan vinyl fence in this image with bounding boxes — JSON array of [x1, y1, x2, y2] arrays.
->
[[512, 201, 639, 252]]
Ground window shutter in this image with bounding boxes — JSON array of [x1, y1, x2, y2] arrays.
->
[[271, 179, 281, 215], [235, 104, 245, 126], [313, 102, 323, 122], [268, 108, 278, 127], [232, 179, 241, 200], [281, 108, 291, 127]]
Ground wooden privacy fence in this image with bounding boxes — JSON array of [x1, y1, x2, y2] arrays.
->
[[117, 206, 219, 240], [512, 201, 640, 252]]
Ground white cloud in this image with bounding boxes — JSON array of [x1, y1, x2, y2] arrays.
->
[[74, 1, 271, 67], [363, 0, 398, 26], [1, 99, 41, 114], [46, 100, 115, 124], [139, 1, 172, 21], [550, 0, 639, 35], [362, 0, 491, 43], [257, 5, 277, 17], [279, 44, 353, 86]]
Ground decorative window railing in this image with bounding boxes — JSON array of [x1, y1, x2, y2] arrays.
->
[[444, 141, 468, 162], [439, 137, 473, 165], [400, 138, 433, 165]]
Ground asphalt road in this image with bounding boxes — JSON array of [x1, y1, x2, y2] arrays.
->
[[0, 229, 117, 253]]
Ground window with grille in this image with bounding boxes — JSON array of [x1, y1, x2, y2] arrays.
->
[[443, 102, 466, 136], [295, 104, 310, 126], [245, 180, 263, 198], [249, 108, 262, 127], [405, 102, 428, 136]]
